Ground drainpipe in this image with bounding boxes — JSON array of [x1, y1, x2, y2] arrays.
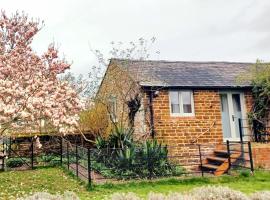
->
[[149, 90, 155, 139]]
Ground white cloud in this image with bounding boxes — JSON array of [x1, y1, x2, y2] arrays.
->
[[1, 0, 270, 76]]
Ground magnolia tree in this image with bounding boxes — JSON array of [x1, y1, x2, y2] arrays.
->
[[0, 11, 83, 135]]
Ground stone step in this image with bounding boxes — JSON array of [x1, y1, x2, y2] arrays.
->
[[214, 150, 229, 156], [202, 163, 219, 170], [207, 156, 227, 162]]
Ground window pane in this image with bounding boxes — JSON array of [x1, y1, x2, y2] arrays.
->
[[220, 94, 232, 138], [172, 104, 180, 113], [232, 94, 241, 112], [182, 91, 192, 113], [170, 92, 180, 113]]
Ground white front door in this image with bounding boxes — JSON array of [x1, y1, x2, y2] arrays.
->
[[220, 92, 246, 141]]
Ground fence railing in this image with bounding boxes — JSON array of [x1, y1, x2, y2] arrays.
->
[[0, 136, 255, 185], [1, 136, 61, 170], [226, 141, 254, 173], [61, 139, 254, 185], [238, 118, 270, 143]]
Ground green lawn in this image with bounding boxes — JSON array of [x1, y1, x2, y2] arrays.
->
[[1, 167, 270, 199]]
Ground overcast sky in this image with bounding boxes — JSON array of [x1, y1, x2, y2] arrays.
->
[[2, 0, 270, 76]]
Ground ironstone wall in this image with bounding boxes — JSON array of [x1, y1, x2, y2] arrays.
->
[[8, 134, 93, 157]]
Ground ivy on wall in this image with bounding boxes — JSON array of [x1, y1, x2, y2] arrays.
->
[[241, 60, 270, 139]]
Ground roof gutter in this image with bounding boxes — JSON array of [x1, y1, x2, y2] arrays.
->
[[142, 85, 252, 90]]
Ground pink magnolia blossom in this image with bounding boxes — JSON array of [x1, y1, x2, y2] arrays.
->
[[0, 11, 83, 135]]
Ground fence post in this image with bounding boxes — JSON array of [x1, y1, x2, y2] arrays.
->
[[226, 140, 231, 172], [238, 118, 243, 143], [2, 156, 4, 171], [2, 138, 4, 155], [60, 138, 63, 166], [198, 144, 204, 177], [9, 137, 11, 154], [30, 137, 34, 169], [87, 148, 92, 186], [1, 138, 4, 171], [253, 120, 259, 142], [76, 145, 79, 177], [147, 148, 152, 179], [248, 142, 254, 175], [67, 143, 69, 170]]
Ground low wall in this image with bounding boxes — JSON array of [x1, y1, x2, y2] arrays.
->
[[167, 143, 216, 171], [8, 136, 61, 157], [252, 143, 270, 169], [7, 134, 94, 157]]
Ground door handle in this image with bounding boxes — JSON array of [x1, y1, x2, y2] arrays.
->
[[232, 115, 235, 121]]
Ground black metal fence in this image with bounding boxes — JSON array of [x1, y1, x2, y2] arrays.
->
[[1, 136, 61, 170], [0, 136, 255, 185], [61, 139, 254, 185], [239, 118, 270, 143], [226, 141, 254, 173]]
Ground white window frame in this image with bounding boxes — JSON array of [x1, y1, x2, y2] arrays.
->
[[169, 90, 195, 117]]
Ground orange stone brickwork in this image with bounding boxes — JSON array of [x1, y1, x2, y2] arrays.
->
[[139, 89, 254, 145], [151, 90, 223, 145], [252, 143, 270, 169], [135, 89, 254, 166], [244, 92, 253, 114]]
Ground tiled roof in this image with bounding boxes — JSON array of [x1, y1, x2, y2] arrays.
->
[[111, 59, 252, 88]]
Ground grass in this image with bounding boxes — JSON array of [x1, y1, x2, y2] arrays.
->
[[1, 167, 270, 199]]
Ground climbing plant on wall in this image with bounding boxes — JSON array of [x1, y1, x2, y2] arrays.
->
[[240, 60, 270, 139]]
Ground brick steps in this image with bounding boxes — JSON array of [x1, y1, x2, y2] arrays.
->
[[201, 148, 241, 176]]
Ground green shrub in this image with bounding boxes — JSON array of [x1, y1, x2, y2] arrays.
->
[[138, 140, 170, 177], [36, 154, 60, 166], [91, 160, 115, 178], [95, 136, 107, 149], [171, 165, 186, 176], [240, 170, 250, 177], [6, 158, 27, 168], [117, 147, 136, 170], [93, 129, 184, 179], [96, 128, 134, 149], [37, 154, 57, 162], [107, 128, 134, 149]]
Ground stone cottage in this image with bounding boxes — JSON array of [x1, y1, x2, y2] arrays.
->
[[97, 58, 270, 173], [98, 58, 253, 142]]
